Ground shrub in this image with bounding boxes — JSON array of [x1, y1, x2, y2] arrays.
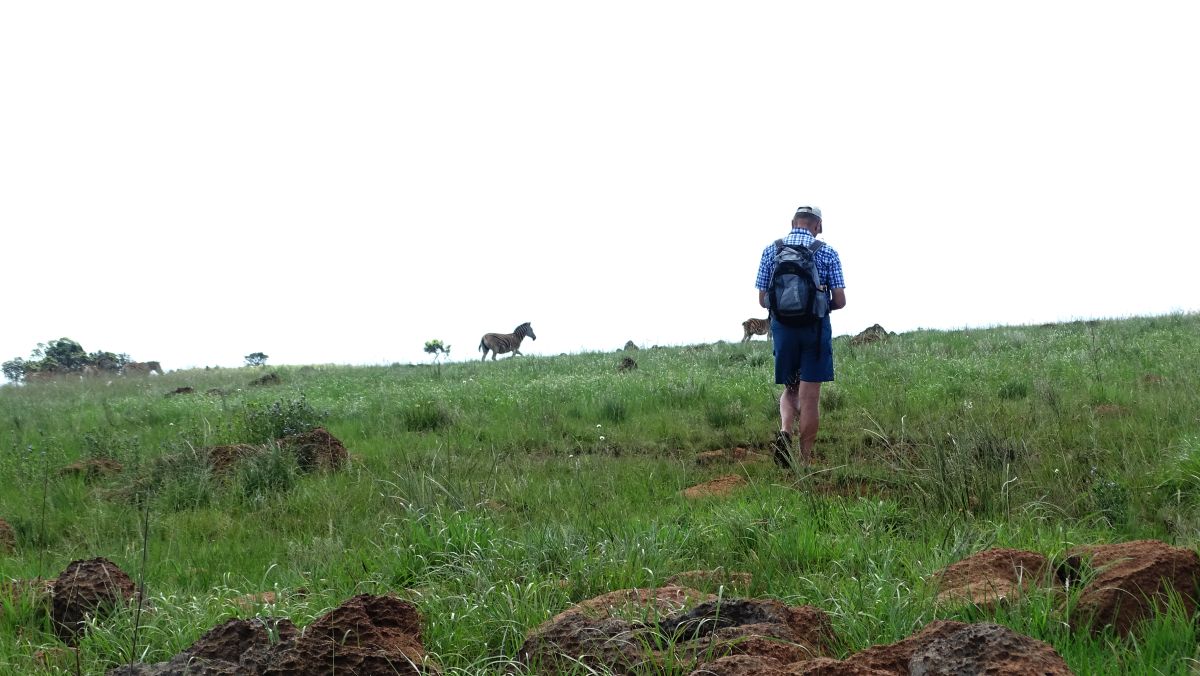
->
[[237, 395, 327, 443]]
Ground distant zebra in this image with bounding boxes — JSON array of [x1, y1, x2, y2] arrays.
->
[[741, 317, 772, 343], [123, 361, 164, 376], [479, 322, 537, 361]]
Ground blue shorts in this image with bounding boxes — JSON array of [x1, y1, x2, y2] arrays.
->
[[772, 316, 834, 384]]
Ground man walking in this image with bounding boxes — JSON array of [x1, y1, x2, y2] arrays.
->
[[755, 205, 846, 466]]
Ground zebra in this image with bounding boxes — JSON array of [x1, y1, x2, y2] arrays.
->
[[479, 322, 536, 361], [123, 361, 164, 376], [741, 317, 772, 343]]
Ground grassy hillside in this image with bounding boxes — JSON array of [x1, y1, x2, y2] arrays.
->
[[2, 313, 1199, 674]]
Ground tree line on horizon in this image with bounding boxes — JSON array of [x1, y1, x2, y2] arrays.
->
[[2, 337, 130, 383]]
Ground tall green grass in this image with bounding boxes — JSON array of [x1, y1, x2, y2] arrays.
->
[[1, 314, 1199, 673]]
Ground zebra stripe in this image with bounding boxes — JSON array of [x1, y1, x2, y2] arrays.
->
[[741, 318, 771, 343], [479, 322, 537, 361]]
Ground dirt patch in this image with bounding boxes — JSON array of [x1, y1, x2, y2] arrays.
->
[[164, 386, 195, 397], [51, 557, 137, 644], [248, 372, 281, 387], [0, 518, 14, 553], [695, 447, 770, 467], [682, 475, 748, 499], [1061, 539, 1200, 636], [58, 458, 124, 482], [932, 548, 1056, 610]]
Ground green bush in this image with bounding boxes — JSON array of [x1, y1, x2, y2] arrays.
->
[[238, 395, 327, 443]]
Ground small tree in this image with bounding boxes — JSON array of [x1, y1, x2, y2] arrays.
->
[[245, 352, 269, 367], [423, 340, 451, 372], [2, 358, 26, 384]]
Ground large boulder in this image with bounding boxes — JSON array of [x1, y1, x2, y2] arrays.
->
[[908, 622, 1073, 675], [1061, 539, 1200, 635], [932, 547, 1055, 610], [52, 557, 137, 643]]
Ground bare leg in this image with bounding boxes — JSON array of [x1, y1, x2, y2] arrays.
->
[[796, 381, 822, 459], [779, 383, 800, 434]]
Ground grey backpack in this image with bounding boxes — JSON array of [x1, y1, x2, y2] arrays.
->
[[768, 239, 829, 326]]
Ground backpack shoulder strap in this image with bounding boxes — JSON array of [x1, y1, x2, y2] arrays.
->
[[774, 238, 785, 254], [808, 240, 825, 253]]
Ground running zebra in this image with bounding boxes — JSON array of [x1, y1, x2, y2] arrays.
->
[[479, 322, 537, 361], [741, 317, 772, 343]]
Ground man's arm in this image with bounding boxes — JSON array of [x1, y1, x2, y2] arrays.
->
[[830, 288, 846, 311], [758, 289, 769, 309]]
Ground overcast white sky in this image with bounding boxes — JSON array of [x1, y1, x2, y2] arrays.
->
[[2, 2, 1197, 371]]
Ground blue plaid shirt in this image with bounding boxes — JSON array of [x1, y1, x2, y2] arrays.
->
[[755, 229, 845, 291]]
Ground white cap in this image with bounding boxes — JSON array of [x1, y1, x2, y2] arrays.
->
[[794, 205, 822, 220]]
